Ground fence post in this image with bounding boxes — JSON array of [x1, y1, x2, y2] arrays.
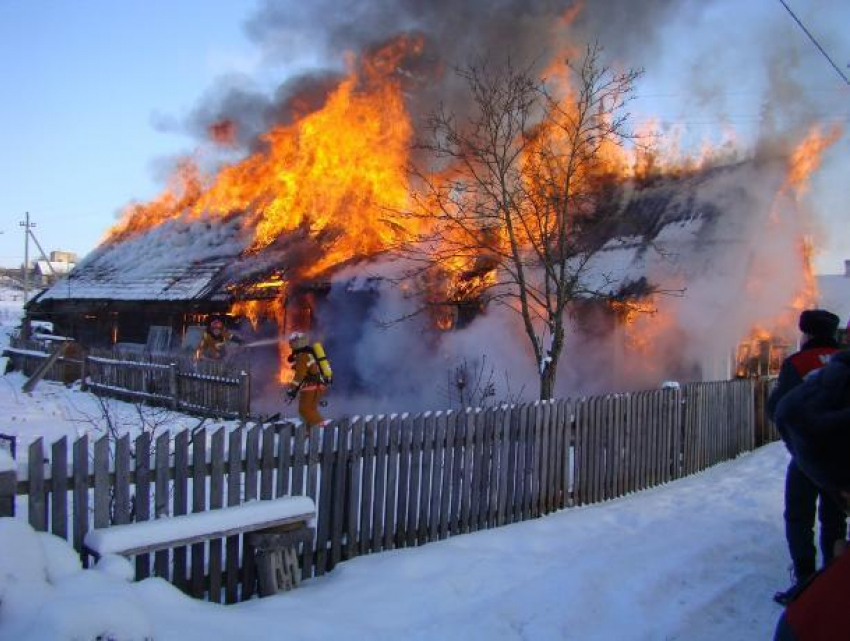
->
[[239, 371, 250, 420], [79, 355, 89, 391], [169, 363, 179, 410], [0, 465, 15, 517]]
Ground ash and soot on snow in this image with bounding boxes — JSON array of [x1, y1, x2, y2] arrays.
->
[[98, 0, 841, 413]]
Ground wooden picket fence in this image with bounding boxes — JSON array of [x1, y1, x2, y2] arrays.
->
[[1, 378, 768, 602], [3, 337, 250, 419]]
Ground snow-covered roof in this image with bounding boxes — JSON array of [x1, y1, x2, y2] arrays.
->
[[35, 161, 768, 306], [34, 261, 75, 275], [37, 215, 250, 302]]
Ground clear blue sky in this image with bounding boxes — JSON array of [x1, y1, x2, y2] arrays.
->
[[1, 0, 848, 272]]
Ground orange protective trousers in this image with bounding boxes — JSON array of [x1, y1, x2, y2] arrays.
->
[[298, 387, 324, 428]]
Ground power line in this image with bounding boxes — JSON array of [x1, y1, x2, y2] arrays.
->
[[776, 0, 850, 86]]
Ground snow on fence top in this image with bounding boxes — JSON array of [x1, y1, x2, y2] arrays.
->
[[84, 496, 315, 558]]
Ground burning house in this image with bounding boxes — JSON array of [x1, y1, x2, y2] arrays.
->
[[22, 1, 842, 411]]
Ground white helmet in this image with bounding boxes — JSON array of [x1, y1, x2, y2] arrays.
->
[[288, 331, 308, 349]]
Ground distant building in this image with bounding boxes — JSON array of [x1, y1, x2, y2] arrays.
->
[[33, 259, 76, 286], [50, 250, 78, 264]]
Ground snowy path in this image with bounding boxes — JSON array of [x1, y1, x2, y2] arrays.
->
[[138, 443, 789, 640]]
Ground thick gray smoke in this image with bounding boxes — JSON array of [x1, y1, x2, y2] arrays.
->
[[188, 0, 682, 150]]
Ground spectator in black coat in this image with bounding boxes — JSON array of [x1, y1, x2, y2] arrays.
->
[[768, 309, 845, 605], [773, 350, 850, 639]]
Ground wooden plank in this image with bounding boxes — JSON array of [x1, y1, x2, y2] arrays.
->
[[331, 419, 348, 567], [315, 422, 335, 575], [302, 426, 321, 579], [670, 388, 682, 480], [172, 429, 189, 593], [615, 396, 625, 498], [503, 405, 518, 522], [347, 417, 363, 558], [485, 407, 500, 529], [585, 398, 597, 505], [51, 437, 68, 540], [646, 392, 658, 487], [429, 412, 446, 542], [526, 402, 539, 514], [488, 406, 502, 527], [154, 431, 170, 580], [439, 411, 455, 539], [28, 438, 47, 532], [536, 401, 549, 515], [191, 428, 207, 598], [208, 428, 225, 603], [468, 409, 484, 532], [558, 399, 569, 508], [478, 407, 492, 529], [384, 415, 400, 550], [664, 389, 675, 482], [113, 434, 131, 526], [645, 392, 656, 489], [514, 404, 529, 518], [546, 400, 558, 510], [260, 425, 275, 501], [565, 400, 574, 507], [460, 409, 475, 534], [640, 392, 652, 491], [275, 423, 292, 498], [550, 400, 563, 508], [72, 435, 89, 562], [225, 427, 242, 604], [581, 398, 593, 503], [448, 410, 464, 535], [406, 414, 424, 546], [496, 405, 516, 526], [244, 425, 261, 502], [625, 393, 635, 494], [572, 398, 584, 507], [241, 424, 261, 598], [419, 412, 436, 545], [292, 424, 306, 495], [359, 416, 377, 554], [527, 402, 540, 514], [551, 400, 563, 508], [134, 432, 152, 579], [93, 436, 110, 530], [371, 415, 388, 553], [396, 414, 412, 547]]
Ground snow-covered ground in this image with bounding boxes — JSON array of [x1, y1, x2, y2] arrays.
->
[[1, 443, 791, 640], [1, 284, 793, 640]]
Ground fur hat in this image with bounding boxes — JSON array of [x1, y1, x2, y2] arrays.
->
[[799, 309, 839, 338]]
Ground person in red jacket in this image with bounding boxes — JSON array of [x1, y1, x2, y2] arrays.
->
[[768, 309, 844, 605], [774, 534, 850, 641]]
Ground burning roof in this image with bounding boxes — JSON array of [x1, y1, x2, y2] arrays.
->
[[36, 159, 763, 306]]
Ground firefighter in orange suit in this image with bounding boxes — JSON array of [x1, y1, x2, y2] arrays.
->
[[197, 317, 242, 361], [286, 332, 326, 428]]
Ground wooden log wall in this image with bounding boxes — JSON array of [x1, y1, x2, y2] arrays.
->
[[3, 378, 767, 601]]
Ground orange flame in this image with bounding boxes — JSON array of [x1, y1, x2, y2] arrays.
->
[[108, 36, 421, 278]]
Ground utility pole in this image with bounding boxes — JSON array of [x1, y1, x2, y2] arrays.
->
[[19, 212, 35, 305]]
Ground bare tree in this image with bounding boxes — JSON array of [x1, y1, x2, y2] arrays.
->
[[406, 43, 649, 399]]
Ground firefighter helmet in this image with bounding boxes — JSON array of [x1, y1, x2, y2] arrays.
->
[[288, 331, 309, 350]]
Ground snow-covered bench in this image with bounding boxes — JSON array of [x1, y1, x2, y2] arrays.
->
[[84, 496, 315, 598]]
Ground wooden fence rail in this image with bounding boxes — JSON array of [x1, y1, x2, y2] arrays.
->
[[4, 336, 250, 419], [1, 378, 770, 601]]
